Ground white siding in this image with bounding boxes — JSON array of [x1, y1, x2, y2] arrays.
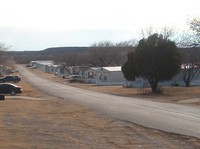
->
[[96, 66, 125, 85]]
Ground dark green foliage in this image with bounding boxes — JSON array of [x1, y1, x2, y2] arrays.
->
[[122, 34, 182, 93], [121, 52, 137, 81]]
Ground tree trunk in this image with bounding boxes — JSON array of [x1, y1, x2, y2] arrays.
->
[[185, 80, 190, 87], [151, 83, 158, 93], [149, 79, 158, 93], [183, 76, 191, 87]]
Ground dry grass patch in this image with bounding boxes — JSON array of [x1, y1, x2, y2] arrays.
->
[[1, 97, 200, 148]]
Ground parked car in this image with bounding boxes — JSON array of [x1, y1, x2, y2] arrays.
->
[[26, 64, 31, 67], [0, 83, 22, 95], [31, 66, 37, 69], [0, 75, 21, 83], [0, 95, 5, 100], [69, 75, 84, 83]]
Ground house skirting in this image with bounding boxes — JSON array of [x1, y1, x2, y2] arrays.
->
[[96, 81, 124, 86]]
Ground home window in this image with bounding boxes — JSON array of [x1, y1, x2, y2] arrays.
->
[[104, 75, 107, 80], [88, 72, 94, 78]]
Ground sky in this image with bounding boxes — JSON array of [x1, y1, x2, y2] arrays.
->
[[0, 0, 199, 51]]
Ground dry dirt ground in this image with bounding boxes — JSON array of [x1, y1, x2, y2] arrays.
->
[[0, 67, 200, 148]]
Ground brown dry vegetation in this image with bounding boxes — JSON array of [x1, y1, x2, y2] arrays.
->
[[0, 66, 199, 148]]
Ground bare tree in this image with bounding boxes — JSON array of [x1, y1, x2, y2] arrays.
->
[[190, 18, 200, 47], [0, 43, 10, 76], [141, 26, 175, 39], [111, 40, 135, 66], [85, 40, 136, 67], [0, 43, 9, 64], [181, 47, 200, 87], [190, 18, 200, 35], [161, 26, 175, 40], [176, 17, 200, 87], [85, 41, 114, 67], [55, 52, 87, 66]]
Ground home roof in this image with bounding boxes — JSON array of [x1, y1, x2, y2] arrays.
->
[[31, 60, 54, 64], [52, 65, 62, 68], [102, 66, 121, 72], [30, 60, 54, 66], [91, 67, 100, 71]]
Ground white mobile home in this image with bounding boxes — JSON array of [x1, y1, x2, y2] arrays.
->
[[49, 65, 63, 75], [29, 60, 55, 72], [84, 67, 99, 83], [95, 66, 125, 85]]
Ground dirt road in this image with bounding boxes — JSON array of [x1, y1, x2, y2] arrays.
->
[[0, 69, 200, 148]]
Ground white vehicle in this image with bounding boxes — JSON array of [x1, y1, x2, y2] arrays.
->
[[69, 75, 84, 83]]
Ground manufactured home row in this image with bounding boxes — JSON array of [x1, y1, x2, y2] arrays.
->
[[29, 61, 126, 85], [29, 60, 200, 87]]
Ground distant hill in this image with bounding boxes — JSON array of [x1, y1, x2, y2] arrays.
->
[[7, 47, 89, 55], [4, 47, 89, 64], [41, 47, 89, 54]]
